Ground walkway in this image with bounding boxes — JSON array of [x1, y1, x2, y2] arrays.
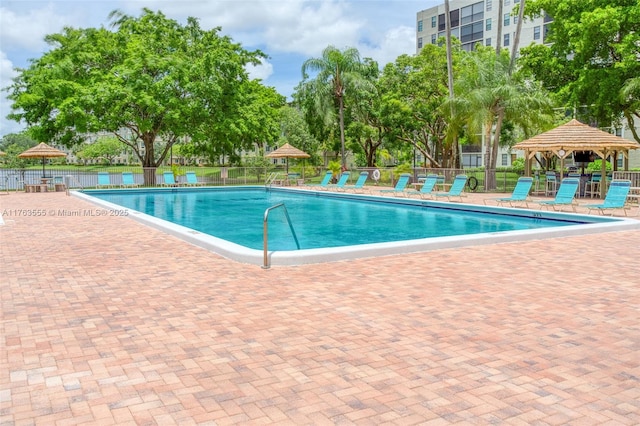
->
[[1, 191, 639, 424]]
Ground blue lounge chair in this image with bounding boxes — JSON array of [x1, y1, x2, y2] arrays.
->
[[380, 173, 412, 196], [162, 171, 178, 186], [326, 172, 351, 191], [537, 177, 579, 211], [584, 180, 632, 216], [339, 171, 368, 193], [185, 171, 203, 186], [406, 174, 438, 199], [433, 175, 468, 202], [97, 172, 114, 188], [305, 171, 333, 189], [121, 171, 140, 188], [485, 177, 533, 207]]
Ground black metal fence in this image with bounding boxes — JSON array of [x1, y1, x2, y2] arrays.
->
[[0, 166, 530, 193]]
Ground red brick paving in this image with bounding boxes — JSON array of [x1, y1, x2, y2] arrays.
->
[[1, 191, 639, 424]]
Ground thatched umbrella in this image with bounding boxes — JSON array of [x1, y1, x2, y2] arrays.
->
[[18, 142, 67, 177], [513, 119, 640, 197], [0, 151, 6, 156], [265, 143, 311, 175]]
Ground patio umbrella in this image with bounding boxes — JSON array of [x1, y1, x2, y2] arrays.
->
[[18, 142, 67, 177], [265, 143, 310, 174]]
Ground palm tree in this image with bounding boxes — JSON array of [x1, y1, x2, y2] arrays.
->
[[301, 46, 375, 169], [443, 0, 461, 168], [453, 47, 554, 190]]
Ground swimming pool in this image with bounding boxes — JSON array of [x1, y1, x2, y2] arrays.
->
[[75, 186, 640, 266]]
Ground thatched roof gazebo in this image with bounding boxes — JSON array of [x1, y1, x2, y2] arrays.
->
[[513, 119, 640, 197], [18, 142, 67, 178], [266, 143, 310, 174]]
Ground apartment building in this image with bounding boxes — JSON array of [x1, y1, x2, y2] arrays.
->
[[416, 0, 551, 53], [415, 1, 640, 170]]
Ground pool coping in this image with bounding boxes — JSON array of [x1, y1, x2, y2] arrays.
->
[[73, 187, 640, 267]]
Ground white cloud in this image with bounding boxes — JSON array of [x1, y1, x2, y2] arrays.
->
[[0, 0, 442, 135], [0, 51, 21, 135], [246, 60, 274, 81], [359, 25, 416, 68], [0, 4, 75, 52]]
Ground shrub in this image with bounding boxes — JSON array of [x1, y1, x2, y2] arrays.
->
[[586, 159, 612, 172]]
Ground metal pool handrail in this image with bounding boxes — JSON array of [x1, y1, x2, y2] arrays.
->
[[263, 203, 300, 269]]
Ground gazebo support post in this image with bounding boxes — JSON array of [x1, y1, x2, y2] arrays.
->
[[601, 150, 608, 198], [524, 150, 531, 176]]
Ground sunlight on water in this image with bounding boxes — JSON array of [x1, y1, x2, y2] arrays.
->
[[92, 188, 578, 251]]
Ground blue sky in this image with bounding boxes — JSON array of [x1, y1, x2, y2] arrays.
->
[[0, 0, 440, 137]]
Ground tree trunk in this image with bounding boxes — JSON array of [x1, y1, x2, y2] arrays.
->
[[338, 95, 346, 169], [495, 0, 504, 56], [509, 0, 526, 73], [444, 0, 461, 169], [483, 123, 495, 190]]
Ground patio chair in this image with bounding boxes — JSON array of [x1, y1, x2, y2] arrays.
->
[[433, 175, 468, 202], [406, 174, 438, 199], [585, 172, 603, 198], [53, 176, 66, 192], [339, 171, 369, 193], [326, 172, 351, 191], [162, 171, 179, 187], [584, 180, 632, 216], [484, 177, 533, 207], [380, 173, 412, 197], [121, 171, 140, 188], [185, 171, 204, 186], [545, 171, 558, 196], [97, 172, 114, 188], [304, 171, 333, 189], [537, 177, 580, 212]]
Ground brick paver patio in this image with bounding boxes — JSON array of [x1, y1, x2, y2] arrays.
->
[[1, 190, 639, 424]]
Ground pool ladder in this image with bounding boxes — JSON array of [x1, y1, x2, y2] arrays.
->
[[265, 172, 282, 187], [263, 203, 300, 269], [64, 175, 84, 195]]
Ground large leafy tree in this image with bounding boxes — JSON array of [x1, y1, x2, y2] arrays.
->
[[378, 45, 452, 167], [7, 9, 268, 183], [521, 0, 640, 140], [277, 106, 320, 165], [0, 132, 38, 168], [300, 46, 375, 169], [76, 136, 123, 165]]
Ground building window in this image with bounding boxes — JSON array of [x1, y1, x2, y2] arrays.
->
[[502, 154, 508, 166], [438, 13, 446, 31], [461, 2, 484, 25], [504, 33, 510, 46], [504, 0, 510, 5], [543, 23, 551, 42], [486, 37, 492, 46], [533, 25, 541, 40], [461, 21, 483, 43], [513, 15, 518, 25], [486, 18, 492, 31], [418, 20, 423, 32], [486, 0, 492, 12], [418, 37, 423, 49], [431, 33, 437, 44], [431, 16, 437, 28], [450, 9, 460, 28], [504, 13, 510, 26], [514, 0, 520, 3]]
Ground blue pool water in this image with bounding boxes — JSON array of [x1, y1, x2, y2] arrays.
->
[[87, 187, 588, 251]]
